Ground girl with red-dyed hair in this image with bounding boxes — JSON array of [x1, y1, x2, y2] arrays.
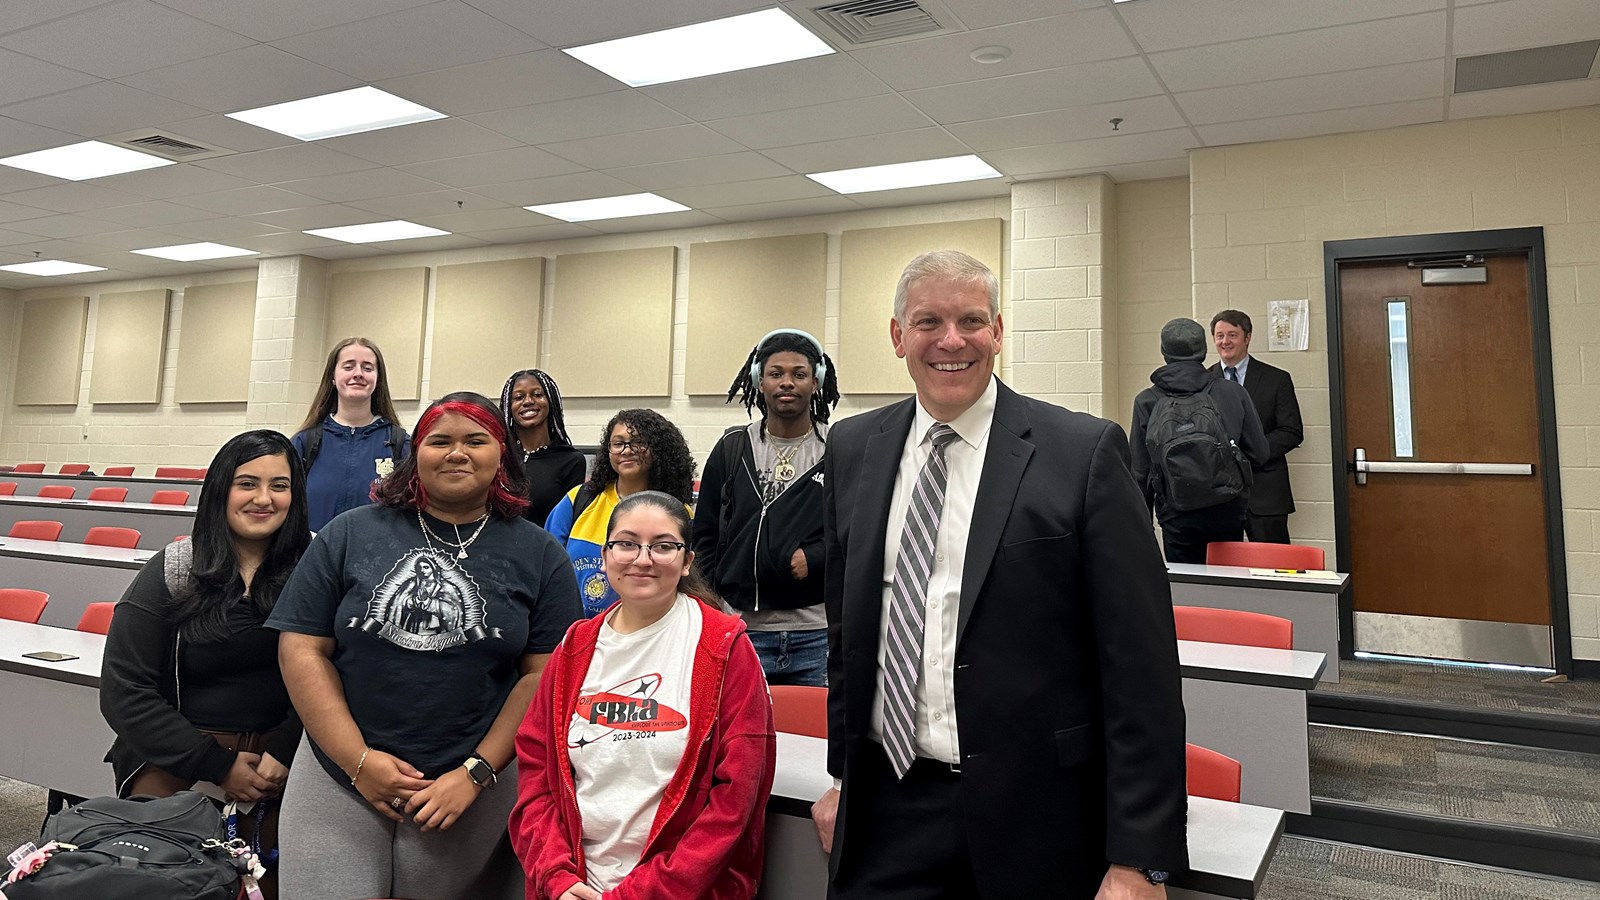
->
[[269, 392, 583, 900]]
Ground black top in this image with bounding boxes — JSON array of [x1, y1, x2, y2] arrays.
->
[[521, 444, 588, 527], [100, 546, 301, 794], [1208, 358, 1304, 515], [267, 505, 582, 787], [1130, 360, 1270, 521]]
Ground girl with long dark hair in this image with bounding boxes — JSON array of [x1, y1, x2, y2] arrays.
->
[[499, 368, 587, 525]]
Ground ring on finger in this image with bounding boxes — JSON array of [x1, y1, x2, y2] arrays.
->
[[390, 797, 404, 810]]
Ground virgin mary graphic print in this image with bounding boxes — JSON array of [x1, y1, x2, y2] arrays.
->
[[351, 548, 500, 651]]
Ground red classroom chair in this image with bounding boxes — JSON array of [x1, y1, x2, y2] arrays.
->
[[0, 588, 49, 624], [149, 490, 191, 505], [12, 463, 45, 474], [38, 485, 75, 500], [1186, 743, 1242, 802], [76, 602, 116, 635], [84, 527, 141, 549], [1205, 541, 1326, 570], [1174, 606, 1293, 650], [8, 521, 63, 541], [57, 464, 90, 476], [154, 467, 206, 479], [770, 685, 828, 738], [102, 466, 136, 477], [87, 487, 129, 503], [0, 482, 15, 496]]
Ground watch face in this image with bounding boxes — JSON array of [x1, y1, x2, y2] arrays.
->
[[466, 758, 492, 785], [1143, 869, 1170, 885]]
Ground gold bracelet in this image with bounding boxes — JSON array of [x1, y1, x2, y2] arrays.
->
[[350, 747, 371, 788]]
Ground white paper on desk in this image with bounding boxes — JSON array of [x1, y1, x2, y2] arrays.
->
[[191, 780, 255, 814], [1248, 567, 1340, 580]]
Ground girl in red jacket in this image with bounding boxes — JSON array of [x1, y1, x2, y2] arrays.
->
[[511, 490, 776, 900]]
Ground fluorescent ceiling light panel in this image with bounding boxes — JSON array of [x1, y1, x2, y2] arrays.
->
[[806, 154, 1003, 194], [0, 140, 173, 181], [563, 8, 834, 87], [227, 86, 446, 141], [303, 220, 450, 243], [0, 260, 108, 276], [525, 193, 690, 222], [132, 242, 258, 262]]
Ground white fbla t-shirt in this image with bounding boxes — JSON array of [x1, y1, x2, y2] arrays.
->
[[569, 593, 701, 892]]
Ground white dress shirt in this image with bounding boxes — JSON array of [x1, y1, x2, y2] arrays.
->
[[870, 377, 997, 765], [1224, 354, 1251, 385]]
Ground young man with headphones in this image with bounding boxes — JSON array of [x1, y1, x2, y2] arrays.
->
[[691, 329, 840, 686]]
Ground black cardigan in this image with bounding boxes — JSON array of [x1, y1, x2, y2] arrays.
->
[[100, 546, 301, 795], [521, 445, 588, 527]]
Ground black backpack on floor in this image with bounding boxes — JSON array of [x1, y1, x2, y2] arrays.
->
[[1144, 382, 1251, 512], [6, 792, 242, 899]]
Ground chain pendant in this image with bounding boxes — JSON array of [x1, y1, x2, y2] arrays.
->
[[457, 547, 468, 560]]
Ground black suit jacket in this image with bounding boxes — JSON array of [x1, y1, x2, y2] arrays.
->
[[1210, 358, 1303, 515], [823, 382, 1188, 896]]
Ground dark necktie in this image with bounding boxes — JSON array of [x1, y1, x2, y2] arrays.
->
[[881, 423, 959, 778], [1225, 366, 1239, 383]]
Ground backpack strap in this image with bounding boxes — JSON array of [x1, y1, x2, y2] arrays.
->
[[570, 483, 601, 522], [300, 427, 323, 471], [162, 538, 194, 595]]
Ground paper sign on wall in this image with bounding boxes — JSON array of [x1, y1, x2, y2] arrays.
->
[[1268, 298, 1308, 351]]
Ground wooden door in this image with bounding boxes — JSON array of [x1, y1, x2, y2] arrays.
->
[[1338, 256, 1551, 661]]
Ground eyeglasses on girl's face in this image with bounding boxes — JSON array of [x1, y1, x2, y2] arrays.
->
[[608, 439, 648, 455], [604, 540, 685, 560]]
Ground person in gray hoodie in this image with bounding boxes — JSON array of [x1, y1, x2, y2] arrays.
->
[[1131, 318, 1269, 564]]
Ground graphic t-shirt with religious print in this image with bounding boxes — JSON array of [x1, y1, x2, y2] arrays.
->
[[569, 593, 701, 893], [267, 505, 583, 788]]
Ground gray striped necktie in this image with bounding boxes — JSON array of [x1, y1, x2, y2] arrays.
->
[[882, 423, 959, 778]]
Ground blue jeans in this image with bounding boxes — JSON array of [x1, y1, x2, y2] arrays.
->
[[745, 628, 828, 686]]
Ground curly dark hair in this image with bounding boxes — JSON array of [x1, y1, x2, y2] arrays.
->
[[585, 408, 696, 505]]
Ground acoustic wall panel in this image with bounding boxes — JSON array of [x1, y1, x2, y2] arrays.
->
[[431, 257, 544, 398], [328, 267, 428, 401], [548, 247, 676, 398], [839, 219, 1004, 395], [14, 296, 88, 406], [685, 234, 826, 397], [90, 289, 171, 405], [175, 281, 255, 404]]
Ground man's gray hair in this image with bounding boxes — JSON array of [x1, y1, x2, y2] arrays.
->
[[892, 250, 1000, 322]]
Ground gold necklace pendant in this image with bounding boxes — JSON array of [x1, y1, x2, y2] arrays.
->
[[774, 461, 796, 482]]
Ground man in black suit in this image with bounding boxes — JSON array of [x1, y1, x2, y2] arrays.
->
[[812, 250, 1187, 899], [1209, 310, 1304, 544]]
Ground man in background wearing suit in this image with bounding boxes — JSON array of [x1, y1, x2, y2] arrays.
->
[[812, 250, 1187, 899], [1210, 310, 1304, 544]]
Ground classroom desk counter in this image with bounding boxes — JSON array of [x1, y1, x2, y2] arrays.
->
[[0, 536, 147, 628], [1168, 562, 1348, 683], [0, 621, 113, 798], [0, 495, 194, 550]]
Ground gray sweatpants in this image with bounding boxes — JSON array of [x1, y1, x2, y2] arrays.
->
[[278, 736, 525, 900]]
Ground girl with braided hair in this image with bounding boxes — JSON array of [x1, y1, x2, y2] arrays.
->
[[499, 369, 587, 525]]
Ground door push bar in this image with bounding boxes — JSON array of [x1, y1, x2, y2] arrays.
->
[[1352, 448, 1534, 485]]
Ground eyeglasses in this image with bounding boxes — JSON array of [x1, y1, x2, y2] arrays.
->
[[608, 440, 648, 454], [604, 540, 686, 560]]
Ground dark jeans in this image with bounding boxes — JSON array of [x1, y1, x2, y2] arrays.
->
[[1161, 499, 1247, 564], [746, 628, 828, 686], [1246, 513, 1291, 544]]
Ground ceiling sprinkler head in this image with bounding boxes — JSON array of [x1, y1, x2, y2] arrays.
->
[[1110, 118, 1123, 131]]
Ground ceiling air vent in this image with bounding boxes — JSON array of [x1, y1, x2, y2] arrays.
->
[[1454, 40, 1600, 93], [104, 130, 234, 162], [809, 0, 944, 45]]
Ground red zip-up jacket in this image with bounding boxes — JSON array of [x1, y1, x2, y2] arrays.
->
[[510, 595, 776, 900]]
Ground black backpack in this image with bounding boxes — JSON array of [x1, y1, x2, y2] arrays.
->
[[6, 792, 243, 899], [1144, 383, 1250, 512]]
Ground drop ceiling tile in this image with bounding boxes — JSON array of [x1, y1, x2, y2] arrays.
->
[[1104, 158, 1197, 183], [580, 209, 722, 234], [946, 95, 1188, 152], [159, 217, 287, 243], [849, 8, 1137, 91], [603, 153, 793, 191], [984, 128, 1197, 177], [699, 195, 862, 223], [277, 169, 452, 203], [541, 124, 746, 170], [10, 213, 125, 239], [1453, 0, 1600, 56], [0, 167, 61, 195], [1149, 12, 1446, 92], [398, 145, 586, 187], [152, 0, 437, 42], [761, 128, 972, 173], [79, 200, 215, 227], [73, 228, 199, 251], [377, 50, 619, 116], [932, 0, 1102, 30], [304, 244, 388, 259], [471, 222, 603, 244], [0, 0, 127, 38], [1195, 98, 1443, 146], [660, 175, 834, 209], [271, 1, 544, 82], [194, 144, 377, 182], [95, 165, 254, 200], [641, 54, 890, 121], [3, 183, 147, 214], [0, 0, 255, 79], [242, 231, 347, 253], [846, 177, 1011, 209], [0, 226, 59, 247], [409, 206, 545, 231], [1174, 60, 1443, 125], [367, 234, 491, 253], [181, 185, 336, 217], [119, 45, 360, 114], [320, 118, 522, 167], [462, 0, 768, 46], [156, 114, 300, 154], [470, 92, 690, 146], [347, 189, 512, 219], [0, 238, 96, 258], [0, 81, 208, 138], [706, 94, 933, 150], [903, 57, 1164, 125], [0, 200, 52, 225], [0, 117, 85, 160], [1449, 78, 1600, 120], [248, 204, 385, 231], [0, 49, 100, 107], [463, 171, 640, 207], [1117, 0, 1443, 53]]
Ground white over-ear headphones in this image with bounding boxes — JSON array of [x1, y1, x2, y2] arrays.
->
[[750, 328, 827, 385]]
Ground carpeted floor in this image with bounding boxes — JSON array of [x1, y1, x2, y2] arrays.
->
[[1260, 838, 1600, 899], [0, 776, 45, 858], [1322, 658, 1600, 720], [1309, 725, 1600, 835]]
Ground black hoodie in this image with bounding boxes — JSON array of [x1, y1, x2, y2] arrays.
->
[[1130, 360, 1269, 520]]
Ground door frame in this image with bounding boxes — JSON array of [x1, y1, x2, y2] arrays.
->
[[1322, 227, 1570, 675]]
